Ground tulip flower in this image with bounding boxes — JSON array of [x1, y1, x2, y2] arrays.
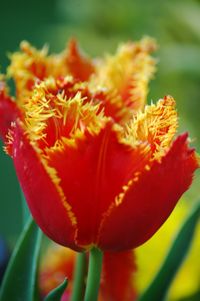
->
[[0, 38, 199, 252], [2, 74, 198, 252], [0, 37, 199, 301]]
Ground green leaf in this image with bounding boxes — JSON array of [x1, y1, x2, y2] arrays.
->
[[44, 278, 68, 301], [178, 290, 200, 301], [0, 218, 42, 301], [137, 201, 200, 301]]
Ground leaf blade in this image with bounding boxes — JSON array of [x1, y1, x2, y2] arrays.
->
[[137, 201, 200, 301], [0, 218, 42, 301], [44, 278, 68, 301]]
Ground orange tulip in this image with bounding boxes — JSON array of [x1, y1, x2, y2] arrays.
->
[[0, 38, 198, 252]]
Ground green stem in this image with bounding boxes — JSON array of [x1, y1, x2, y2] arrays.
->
[[71, 252, 87, 301], [84, 248, 103, 301]]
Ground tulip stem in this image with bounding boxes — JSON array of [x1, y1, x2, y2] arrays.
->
[[71, 252, 87, 301], [84, 247, 103, 301]]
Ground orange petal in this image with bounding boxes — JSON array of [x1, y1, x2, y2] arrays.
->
[[8, 123, 80, 251], [124, 95, 178, 161], [45, 121, 150, 249], [98, 133, 199, 251], [66, 39, 95, 81], [0, 81, 20, 140], [8, 41, 69, 103], [89, 37, 157, 122], [8, 42, 49, 101]]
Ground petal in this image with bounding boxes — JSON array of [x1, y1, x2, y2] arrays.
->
[[124, 95, 178, 160], [66, 39, 95, 81], [23, 76, 111, 150], [98, 133, 199, 251], [92, 90, 131, 124], [0, 81, 20, 140], [100, 250, 137, 301], [8, 41, 69, 102], [119, 47, 156, 112], [45, 122, 150, 249], [8, 42, 50, 100], [9, 123, 80, 251], [89, 37, 157, 121]]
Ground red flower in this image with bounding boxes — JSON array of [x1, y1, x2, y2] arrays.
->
[[0, 38, 199, 252]]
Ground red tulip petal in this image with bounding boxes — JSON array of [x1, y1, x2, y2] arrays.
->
[[98, 133, 199, 251], [93, 90, 132, 124], [100, 250, 137, 301], [8, 42, 50, 100], [45, 122, 150, 249], [66, 39, 95, 81], [0, 82, 20, 140], [89, 37, 157, 123], [9, 123, 80, 251]]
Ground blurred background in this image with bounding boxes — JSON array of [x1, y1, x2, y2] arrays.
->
[[0, 0, 200, 300]]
